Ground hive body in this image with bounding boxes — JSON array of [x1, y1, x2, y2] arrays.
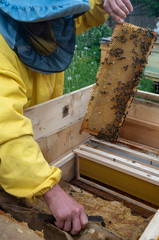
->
[[80, 22, 157, 142]]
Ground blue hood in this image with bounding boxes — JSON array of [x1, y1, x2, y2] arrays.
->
[[0, 0, 90, 22]]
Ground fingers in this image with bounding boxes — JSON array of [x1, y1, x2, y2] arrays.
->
[[80, 211, 88, 229], [70, 206, 88, 235], [56, 208, 88, 235], [71, 214, 81, 235], [104, 1, 125, 24], [63, 218, 72, 232], [44, 185, 88, 235], [103, 0, 133, 24], [122, 0, 133, 12]]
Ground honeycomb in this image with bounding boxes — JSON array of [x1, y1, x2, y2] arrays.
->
[[80, 22, 157, 142]]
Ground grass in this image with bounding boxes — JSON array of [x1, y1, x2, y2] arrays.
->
[[64, 24, 112, 93], [64, 24, 155, 94], [137, 74, 155, 93]]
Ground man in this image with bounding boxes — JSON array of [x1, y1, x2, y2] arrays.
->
[[0, 0, 133, 235]]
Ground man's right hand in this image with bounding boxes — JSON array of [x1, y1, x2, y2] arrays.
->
[[103, 0, 133, 24], [44, 184, 88, 235]]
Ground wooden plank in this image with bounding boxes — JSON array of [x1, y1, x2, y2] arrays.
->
[[36, 120, 90, 164], [24, 85, 159, 144], [77, 156, 159, 206], [136, 90, 159, 102], [79, 144, 159, 177], [145, 71, 159, 82], [117, 138, 159, 155], [119, 116, 159, 149], [75, 149, 159, 186], [24, 85, 92, 140], [53, 153, 76, 182], [53, 152, 75, 168], [47, 152, 76, 182], [127, 98, 159, 124], [45, 120, 90, 163], [139, 210, 159, 240], [90, 137, 159, 165]]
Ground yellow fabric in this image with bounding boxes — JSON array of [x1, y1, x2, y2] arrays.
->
[[0, 0, 109, 201]]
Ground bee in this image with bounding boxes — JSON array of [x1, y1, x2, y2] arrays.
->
[[117, 57, 126, 60], [91, 96, 94, 100], [130, 33, 138, 40], [123, 65, 128, 71], [133, 40, 138, 47]]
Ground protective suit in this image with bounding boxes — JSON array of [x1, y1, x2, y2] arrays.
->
[[0, 0, 109, 201]]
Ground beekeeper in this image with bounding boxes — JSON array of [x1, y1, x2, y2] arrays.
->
[[0, 0, 133, 235]]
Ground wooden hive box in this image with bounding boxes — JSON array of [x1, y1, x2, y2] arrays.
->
[[24, 85, 159, 239]]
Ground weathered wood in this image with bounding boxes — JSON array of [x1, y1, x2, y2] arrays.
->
[[75, 148, 159, 186], [36, 120, 90, 164], [139, 209, 159, 240], [127, 98, 159, 123], [24, 85, 92, 140], [117, 138, 159, 155], [72, 178, 157, 217], [119, 116, 159, 149], [24, 85, 159, 153], [79, 144, 159, 176], [90, 138, 159, 166], [136, 90, 159, 102], [74, 138, 159, 206], [76, 155, 159, 206], [50, 152, 76, 182]]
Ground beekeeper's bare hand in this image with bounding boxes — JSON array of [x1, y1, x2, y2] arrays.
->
[[44, 184, 88, 235], [103, 0, 133, 24]]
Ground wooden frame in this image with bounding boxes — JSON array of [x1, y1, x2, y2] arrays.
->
[[24, 85, 159, 239], [139, 210, 159, 240], [74, 138, 159, 206]]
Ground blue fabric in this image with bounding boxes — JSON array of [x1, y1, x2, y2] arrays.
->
[[0, 0, 90, 22], [0, 12, 76, 74], [0, 0, 90, 74]]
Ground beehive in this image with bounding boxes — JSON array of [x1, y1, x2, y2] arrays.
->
[[80, 22, 157, 142]]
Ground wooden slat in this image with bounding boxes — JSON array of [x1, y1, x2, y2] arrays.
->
[[87, 143, 159, 169], [139, 210, 159, 240], [36, 120, 90, 164], [91, 138, 159, 165], [79, 144, 159, 177], [136, 90, 159, 102], [127, 98, 159, 124], [74, 149, 159, 186], [117, 138, 159, 155], [24, 85, 159, 146], [53, 152, 75, 168], [76, 177, 157, 215], [77, 155, 159, 206], [119, 116, 159, 149], [24, 85, 92, 140]]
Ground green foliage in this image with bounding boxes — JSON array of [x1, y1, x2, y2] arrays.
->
[[137, 74, 155, 93], [64, 24, 112, 93], [131, 0, 159, 17]]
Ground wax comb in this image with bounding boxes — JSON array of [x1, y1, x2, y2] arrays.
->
[[80, 22, 157, 142]]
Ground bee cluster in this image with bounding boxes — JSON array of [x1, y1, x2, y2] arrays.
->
[[81, 23, 157, 142]]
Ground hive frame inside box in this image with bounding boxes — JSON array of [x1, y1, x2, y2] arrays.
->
[[24, 85, 159, 240]]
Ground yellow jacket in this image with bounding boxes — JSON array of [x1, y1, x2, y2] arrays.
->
[[0, 0, 108, 201]]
